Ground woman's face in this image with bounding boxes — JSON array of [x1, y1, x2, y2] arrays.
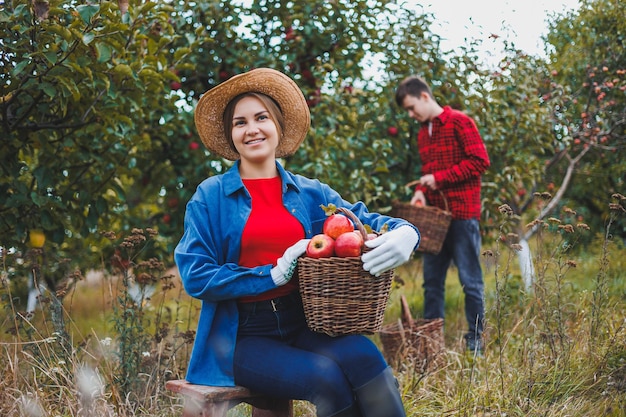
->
[[231, 96, 280, 164]]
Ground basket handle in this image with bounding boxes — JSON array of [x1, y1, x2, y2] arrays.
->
[[400, 295, 414, 328], [335, 207, 368, 242], [397, 318, 406, 344], [404, 181, 449, 212]]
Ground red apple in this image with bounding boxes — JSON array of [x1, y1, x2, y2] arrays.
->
[[387, 126, 398, 136], [323, 214, 354, 239], [285, 26, 296, 41], [306, 234, 335, 258], [335, 231, 364, 257], [301, 69, 314, 81], [167, 197, 179, 208]]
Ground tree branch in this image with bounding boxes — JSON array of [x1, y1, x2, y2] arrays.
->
[[523, 145, 591, 241]]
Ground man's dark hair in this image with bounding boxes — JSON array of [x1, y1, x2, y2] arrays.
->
[[395, 76, 434, 107]]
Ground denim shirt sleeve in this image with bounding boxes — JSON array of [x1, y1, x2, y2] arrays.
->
[[175, 168, 276, 302]]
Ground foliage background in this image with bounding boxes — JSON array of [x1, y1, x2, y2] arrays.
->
[[0, 1, 625, 416], [2, 0, 624, 288]]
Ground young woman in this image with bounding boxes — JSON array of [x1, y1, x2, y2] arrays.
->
[[175, 68, 420, 417]]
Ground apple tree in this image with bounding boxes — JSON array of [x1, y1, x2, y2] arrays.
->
[[3, 0, 621, 301], [540, 0, 625, 242], [0, 0, 191, 291], [1, 0, 455, 294]]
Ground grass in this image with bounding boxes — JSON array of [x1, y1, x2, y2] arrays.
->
[[1, 198, 625, 416]]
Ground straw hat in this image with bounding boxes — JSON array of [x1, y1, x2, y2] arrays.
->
[[194, 68, 311, 161]]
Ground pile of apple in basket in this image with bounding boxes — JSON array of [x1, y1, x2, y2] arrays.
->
[[305, 206, 378, 258], [297, 205, 394, 337]]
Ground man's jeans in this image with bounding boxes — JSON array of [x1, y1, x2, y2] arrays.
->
[[422, 219, 484, 340]]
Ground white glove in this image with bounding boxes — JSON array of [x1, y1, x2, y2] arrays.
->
[[361, 226, 419, 277], [271, 239, 310, 286]]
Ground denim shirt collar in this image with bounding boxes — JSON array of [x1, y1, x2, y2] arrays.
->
[[222, 160, 301, 196]]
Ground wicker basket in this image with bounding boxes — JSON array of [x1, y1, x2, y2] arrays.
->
[[379, 295, 445, 373], [297, 207, 394, 337], [390, 182, 452, 255]]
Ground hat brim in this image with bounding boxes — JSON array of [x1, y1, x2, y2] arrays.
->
[[194, 68, 311, 161]]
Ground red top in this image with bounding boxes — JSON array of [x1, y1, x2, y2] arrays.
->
[[238, 176, 304, 302], [415, 106, 490, 220]]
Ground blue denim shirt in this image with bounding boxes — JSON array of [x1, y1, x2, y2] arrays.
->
[[174, 161, 419, 386]]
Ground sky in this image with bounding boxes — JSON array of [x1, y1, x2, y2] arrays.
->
[[418, 0, 581, 67]]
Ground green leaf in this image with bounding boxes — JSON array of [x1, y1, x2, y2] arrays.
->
[[44, 51, 58, 64], [33, 166, 52, 189], [95, 42, 112, 63], [82, 32, 95, 45], [77, 4, 100, 25], [41, 209, 55, 229], [12, 60, 29, 76], [41, 81, 57, 97], [58, 76, 81, 101], [112, 64, 134, 78], [30, 192, 48, 208], [96, 197, 107, 214], [86, 205, 99, 229]]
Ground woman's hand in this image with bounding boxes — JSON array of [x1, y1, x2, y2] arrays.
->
[[361, 226, 419, 277], [270, 239, 310, 286]]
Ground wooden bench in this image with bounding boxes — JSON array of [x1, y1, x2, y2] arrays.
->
[[165, 379, 294, 417]]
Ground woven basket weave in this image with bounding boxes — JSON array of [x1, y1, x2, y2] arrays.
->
[[297, 207, 393, 337], [379, 295, 445, 373], [391, 182, 452, 255]]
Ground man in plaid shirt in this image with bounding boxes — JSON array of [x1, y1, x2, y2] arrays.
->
[[396, 76, 491, 355]]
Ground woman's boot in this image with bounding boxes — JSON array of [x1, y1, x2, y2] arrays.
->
[[328, 403, 360, 417], [354, 367, 405, 417]]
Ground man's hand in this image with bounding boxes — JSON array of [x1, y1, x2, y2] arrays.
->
[[410, 190, 427, 206], [420, 174, 437, 190]]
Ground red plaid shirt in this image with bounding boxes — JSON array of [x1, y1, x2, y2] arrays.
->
[[415, 106, 490, 220]]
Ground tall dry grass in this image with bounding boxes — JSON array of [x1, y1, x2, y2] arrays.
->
[[1, 195, 624, 416], [393, 194, 626, 416]]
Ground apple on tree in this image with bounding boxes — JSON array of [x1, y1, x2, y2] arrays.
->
[[387, 126, 398, 137], [306, 234, 335, 258], [29, 229, 46, 248], [334, 231, 364, 257]]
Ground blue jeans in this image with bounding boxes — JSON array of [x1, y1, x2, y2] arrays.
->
[[423, 219, 484, 340], [233, 294, 387, 417]]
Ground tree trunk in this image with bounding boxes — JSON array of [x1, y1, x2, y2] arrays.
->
[[518, 147, 590, 288]]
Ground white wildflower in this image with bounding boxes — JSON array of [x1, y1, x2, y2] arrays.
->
[[19, 395, 44, 417], [76, 365, 104, 404]]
